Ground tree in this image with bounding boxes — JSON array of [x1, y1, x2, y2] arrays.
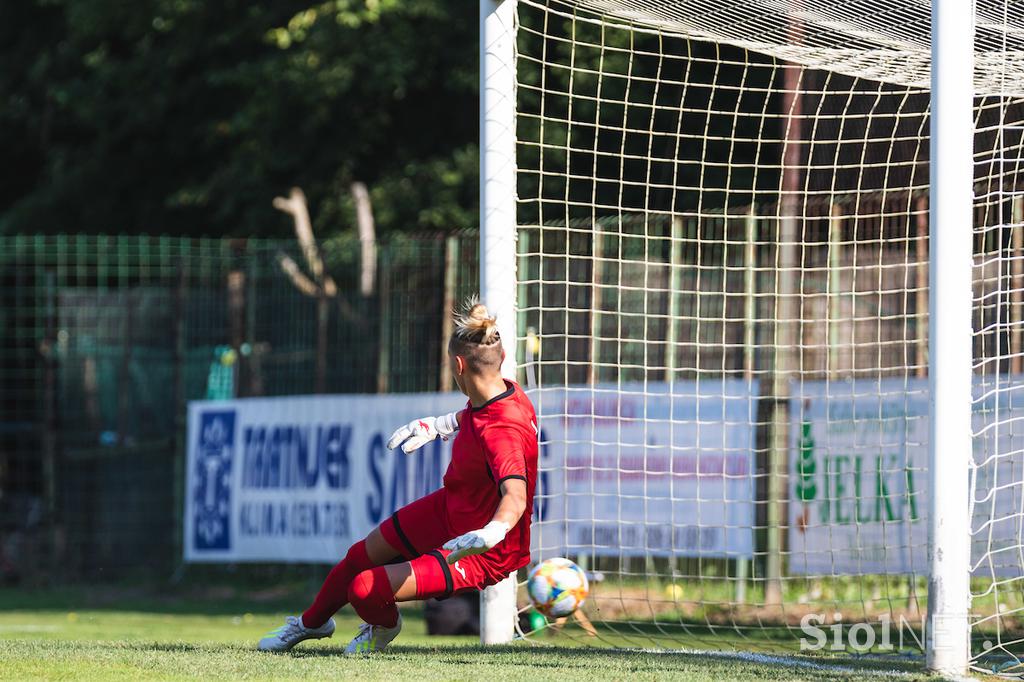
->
[[0, 0, 479, 237]]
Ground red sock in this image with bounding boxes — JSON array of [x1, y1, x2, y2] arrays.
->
[[348, 566, 399, 628], [302, 540, 374, 628]]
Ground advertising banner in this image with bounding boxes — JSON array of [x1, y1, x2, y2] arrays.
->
[[532, 380, 757, 560], [186, 381, 760, 563], [185, 392, 464, 562], [790, 377, 1024, 577]]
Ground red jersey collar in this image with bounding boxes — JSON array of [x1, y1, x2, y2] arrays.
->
[[470, 380, 515, 411]]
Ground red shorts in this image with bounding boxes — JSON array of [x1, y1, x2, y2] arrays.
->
[[378, 488, 509, 600]]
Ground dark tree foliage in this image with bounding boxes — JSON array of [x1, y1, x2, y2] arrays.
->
[[0, 0, 479, 237]]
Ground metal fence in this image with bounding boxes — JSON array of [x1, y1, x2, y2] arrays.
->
[[0, 233, 478, 582]]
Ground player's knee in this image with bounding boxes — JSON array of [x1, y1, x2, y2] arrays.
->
[[345, 539, 371, 569], [348, 569, 374, 604], [348, 566, 389, 607]]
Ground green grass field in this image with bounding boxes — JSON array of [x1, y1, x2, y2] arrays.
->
[[0, 585, 943, 681]]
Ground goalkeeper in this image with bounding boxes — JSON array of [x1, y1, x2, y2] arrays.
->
[[259, 300, 538, 654]]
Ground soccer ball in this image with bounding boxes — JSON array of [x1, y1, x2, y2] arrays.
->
[[526, 557, 589, 618]]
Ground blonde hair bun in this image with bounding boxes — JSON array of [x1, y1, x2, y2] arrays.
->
[[454, 297, 500, 345]]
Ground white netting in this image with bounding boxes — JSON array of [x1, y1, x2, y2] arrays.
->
[[549, 0, 1024, 94], [513, 0, 1024, 672]]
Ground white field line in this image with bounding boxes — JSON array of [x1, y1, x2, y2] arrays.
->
[[0, 624, 62, 633], [637, 647, 925, 678]]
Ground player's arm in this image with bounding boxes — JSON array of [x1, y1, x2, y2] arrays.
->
[[386, 409, 462, 453], [444, 477, 527, 564], [490, 477, 528, 529]]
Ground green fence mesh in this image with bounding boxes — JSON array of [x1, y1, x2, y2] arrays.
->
[[0, 233, 478, 581]]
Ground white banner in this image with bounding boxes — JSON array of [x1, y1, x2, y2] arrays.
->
[[790, 378, 1024, 577], [188, 379, 1024, 572], [186, 382, 759, 564], [185, 392, 464, 563], [531, 381, 757, 560]]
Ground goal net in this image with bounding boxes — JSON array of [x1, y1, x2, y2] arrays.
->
[[511, 0, 1024, 671]]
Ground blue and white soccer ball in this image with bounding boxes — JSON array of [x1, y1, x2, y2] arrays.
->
[[526, 557, 589, 618]]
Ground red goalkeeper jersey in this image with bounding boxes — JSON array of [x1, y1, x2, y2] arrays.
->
[[443, 380, 538, 573]]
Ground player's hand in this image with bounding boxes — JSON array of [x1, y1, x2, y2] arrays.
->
[[386, 412, 459, 454], [443, 521, 510, 563]]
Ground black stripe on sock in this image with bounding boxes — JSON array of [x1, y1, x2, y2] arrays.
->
[[428, 550, 454, 598], [390, 512, 418, 558]]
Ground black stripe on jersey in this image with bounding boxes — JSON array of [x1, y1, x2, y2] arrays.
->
[[390, 512, 419, 558], [471, 382, 515, 411], [498, 474, 527, 494], [428, 550, 454, 597]]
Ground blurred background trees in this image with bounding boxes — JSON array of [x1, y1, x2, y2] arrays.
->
[[0, 0, 479, 237]]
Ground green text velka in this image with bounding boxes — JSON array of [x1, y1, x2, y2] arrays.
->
[[796, 421, 920, 525]]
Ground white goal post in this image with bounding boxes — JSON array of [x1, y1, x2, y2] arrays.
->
[[479, 0, 520, 645], [480, 0, 1024, 675], [926, 0, 973, 673]]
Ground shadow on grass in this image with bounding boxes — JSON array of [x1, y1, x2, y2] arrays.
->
[[1, 565, 341, 616], [0, 585, 321, 617], [264, 643, 929, 676]]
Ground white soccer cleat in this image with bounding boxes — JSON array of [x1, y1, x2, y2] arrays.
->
[[257, 615, 335, 652], [344, 614, 403, 655]]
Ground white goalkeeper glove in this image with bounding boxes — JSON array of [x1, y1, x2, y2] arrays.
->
[[386, 412, 460, 454], [443, 521, 510, 564]]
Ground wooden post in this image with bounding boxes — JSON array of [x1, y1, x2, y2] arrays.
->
[[823, 203, 844, 607], [916, 195, 929, 378], [171, 260, 188, 574], [829, 204, 843, 378], [736, 206, 758, 605], [665, 217, 683, 382], [377, 249, 391, 394], [582, 221, 607, 574], [227, 268, 245, 397], [41, 268, 59, 565], [118, 292, 135, 445], [766, 55, 804, 608], [664, 217, 684, 581], [744, 209, 757, 380], [589, 222, 604, 385], [1012, 196, 1024, 375], [517, 229, 532, 387], [246, 256, 264, 396], [316, 291, 328, 394], [440, 236, 459, 391]]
